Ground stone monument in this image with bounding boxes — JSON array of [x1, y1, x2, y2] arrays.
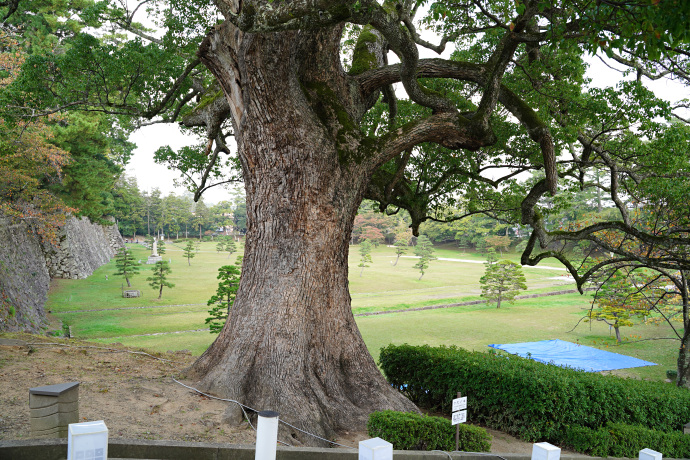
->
[[146, 237, 163, 264]]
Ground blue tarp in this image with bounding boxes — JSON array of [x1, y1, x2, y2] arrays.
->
[[488, 339, 657, 372]]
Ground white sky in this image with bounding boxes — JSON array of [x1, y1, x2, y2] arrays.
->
[[125, 27, 687, 205]]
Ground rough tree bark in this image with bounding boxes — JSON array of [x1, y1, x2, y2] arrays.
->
[[185, 0, 539, 444], [188, 23, 419, 444], [677, 271, 690, 388]]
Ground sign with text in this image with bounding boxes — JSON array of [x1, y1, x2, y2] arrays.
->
[[452, 396, 467, 412], [451, 410, 467, 425]]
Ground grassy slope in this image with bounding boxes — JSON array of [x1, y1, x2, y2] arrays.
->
[[48, 241, 681, 382]]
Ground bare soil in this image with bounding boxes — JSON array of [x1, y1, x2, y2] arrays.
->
[[0, 333, 536, 453]]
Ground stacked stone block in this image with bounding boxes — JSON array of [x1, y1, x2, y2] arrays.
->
[[29, 382, 80, 438], [0, 212, 124, 334]]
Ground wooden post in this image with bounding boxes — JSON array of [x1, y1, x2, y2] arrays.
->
[[455, 391, 461, 452]]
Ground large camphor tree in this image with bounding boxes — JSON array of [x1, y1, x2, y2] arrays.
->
[[3, 0, 690, 442]]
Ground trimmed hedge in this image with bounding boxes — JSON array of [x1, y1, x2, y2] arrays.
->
[[564, 423, 690, 458], [379, 344, 690, 442], [367, 410, 491, 452]]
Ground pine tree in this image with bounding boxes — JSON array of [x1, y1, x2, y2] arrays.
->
[[485, 248, 499, 266], [225, 240, 237, 258], [157, 239, 166, 255], [358, 240, 373, 277], [183, 240, 196, 266], [393, 240, 407, 266], [146, 261, 174, 300], [413, 234, 436, 280], [205, 260, 241, 334], [480, 260, 527, 308], [114, 247, 140, 288]]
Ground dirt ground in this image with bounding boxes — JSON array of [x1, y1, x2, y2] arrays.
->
[[0, 334, 537, 454]]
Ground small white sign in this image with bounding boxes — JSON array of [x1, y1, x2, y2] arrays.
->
[[639, 448, 662, 460], [452, 396, 467, 412], [359, 437, 393, 460], [451, 410, 467, 425], [532, 442, 561, 460], [68, 420, 108, 460]]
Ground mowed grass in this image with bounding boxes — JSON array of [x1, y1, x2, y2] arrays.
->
[[349, 244, 574, 313], [357, 293, 680, 382], [47, 242, 245, 311], [49, 241, 682, 382]]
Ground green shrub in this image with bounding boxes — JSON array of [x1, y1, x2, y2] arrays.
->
[[564, 423, 690, 458], [367, 410, 491, 452], [379, 344, 690, 442]]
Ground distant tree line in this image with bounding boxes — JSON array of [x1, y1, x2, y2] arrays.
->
[[111, 177, 247, 240]]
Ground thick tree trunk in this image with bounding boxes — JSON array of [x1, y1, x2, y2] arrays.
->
[[678, 327, 690, 388], [677, 273, 689, 388], [189, 24, 417, 445]]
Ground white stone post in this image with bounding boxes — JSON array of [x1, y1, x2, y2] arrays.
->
[[639, 448, 662, 460], [532, 442, 561, 460], [255, 410, 279, 460], [359, 437, 393, 460]]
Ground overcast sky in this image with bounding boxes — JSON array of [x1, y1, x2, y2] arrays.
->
[[125, 38, 687, 205]]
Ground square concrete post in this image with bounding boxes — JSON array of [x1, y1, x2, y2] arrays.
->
[[29, 382, 80, 438], [684, 422, 690, 435]]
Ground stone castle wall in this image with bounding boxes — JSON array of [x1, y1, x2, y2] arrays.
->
[[43, 217, 124, 280], [0, 218, 52, 333], [0, 216, 123, 332]]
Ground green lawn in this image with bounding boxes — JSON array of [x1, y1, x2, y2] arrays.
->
[[47, 242, 244, 311], [50, 241, 682, 383]]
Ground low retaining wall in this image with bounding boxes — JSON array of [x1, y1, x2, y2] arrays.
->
[[0, 439, 603, 460]]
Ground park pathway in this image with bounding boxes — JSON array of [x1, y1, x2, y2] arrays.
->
[[400, 255, 569, 270]]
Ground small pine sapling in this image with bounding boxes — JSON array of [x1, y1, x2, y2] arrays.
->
[[358, 240, 373, 277], [413, 234, 436, 280], [114, 247, 140, 287], [205, 260, 241, 333], [225, 240, 237, 258], [393, 240, 407, 266], [146, 261, 174, 300], [183, 240, 196, 266], [479, 260, 527, 308]]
